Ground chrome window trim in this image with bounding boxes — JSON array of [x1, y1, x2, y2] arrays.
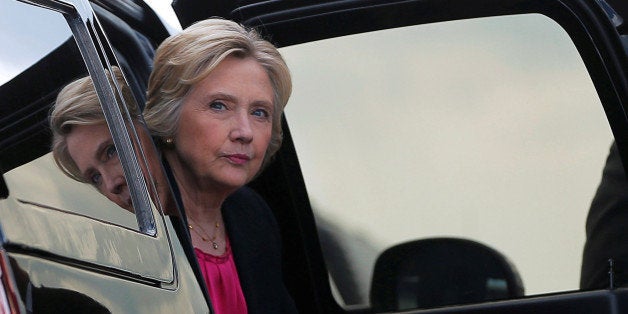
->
[[0, 0, 177, 284], [18, 0, 156, 235]]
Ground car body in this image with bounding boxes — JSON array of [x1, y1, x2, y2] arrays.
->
[[1, 0, 628, 313]]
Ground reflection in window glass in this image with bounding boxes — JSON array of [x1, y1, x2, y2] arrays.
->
[[4, 154, 137, 228], [0, 1, 145, 230], [0, 0, 71, 85], [282, 14, 611, 308]]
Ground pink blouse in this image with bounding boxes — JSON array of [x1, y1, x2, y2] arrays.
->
[[194, 240, 248, 314]]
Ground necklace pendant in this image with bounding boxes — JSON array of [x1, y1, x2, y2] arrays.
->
[[188, 220, 221, 250]]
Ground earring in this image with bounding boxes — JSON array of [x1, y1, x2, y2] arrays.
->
[[164, 138, 174, 146]]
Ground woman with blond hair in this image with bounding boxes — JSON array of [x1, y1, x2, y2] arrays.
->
[[144, 18, 296, 313], [50, 67, 172, 214]]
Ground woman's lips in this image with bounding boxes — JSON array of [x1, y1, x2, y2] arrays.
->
[[225, 154, 250, 165]]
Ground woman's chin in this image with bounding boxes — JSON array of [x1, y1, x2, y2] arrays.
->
[[217, 167, 258, 186]]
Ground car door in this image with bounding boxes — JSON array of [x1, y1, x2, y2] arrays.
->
[[0, 0, 207, 312], [171, 0, 628, 313]]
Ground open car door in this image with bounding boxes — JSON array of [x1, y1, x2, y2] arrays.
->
[[0, 0, 207, 312], [173, 0, 628, 313]]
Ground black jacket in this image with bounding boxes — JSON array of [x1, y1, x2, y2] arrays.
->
[[581, 143, 628, 290], [222, 187, 298, 313]]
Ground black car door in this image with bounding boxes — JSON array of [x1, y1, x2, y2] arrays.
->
[[171, 0, 628, 313]]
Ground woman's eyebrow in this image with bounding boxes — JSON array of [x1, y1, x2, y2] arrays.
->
[[94, 140, 112, 161], [252, 100, 273, 108], [205, 92, 237, 103]]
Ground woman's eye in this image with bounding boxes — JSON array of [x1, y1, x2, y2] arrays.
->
[[209, 101, 227, 110], [252, 108, 270, 118], [105, 145, 117, 160], [90, 173, 102, 186]]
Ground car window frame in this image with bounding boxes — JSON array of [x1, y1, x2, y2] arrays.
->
[[0, 0, 177, 285], [241, 0, 628, 312]]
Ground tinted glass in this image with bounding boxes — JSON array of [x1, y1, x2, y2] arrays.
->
[[281, 14, 611, 309]]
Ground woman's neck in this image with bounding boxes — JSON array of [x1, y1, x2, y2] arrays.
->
[[164, 152, 233, 222]]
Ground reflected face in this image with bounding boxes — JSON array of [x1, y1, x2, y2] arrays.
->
[[65, 122, 174, 214], [66, 123, 132, 210], [171, 56, 273, 193]]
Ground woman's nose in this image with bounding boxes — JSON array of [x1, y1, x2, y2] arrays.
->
[[229, 113, 253, 143], [103, 172, 126, 195]]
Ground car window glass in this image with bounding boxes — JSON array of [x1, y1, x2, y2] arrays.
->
[[282, 13, 611, 309], [0, 1, 164, 231], [0, 1, 72, 85]]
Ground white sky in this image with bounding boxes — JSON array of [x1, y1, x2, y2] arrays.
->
[[282, 14, 612, 299], [0, 1, 70, 84]]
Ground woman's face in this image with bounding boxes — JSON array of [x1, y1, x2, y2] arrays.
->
[[66, 122, 170, 213], [171, 56, 274, 193], [66, 123, 132, 210]]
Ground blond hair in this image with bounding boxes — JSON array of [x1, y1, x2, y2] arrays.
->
[[143, 18, 292, 169], [50, 66, 140, 182]]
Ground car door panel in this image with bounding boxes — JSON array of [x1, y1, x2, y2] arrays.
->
[[6, 218, 207, 313], [0, 0, 208, 312], [0, 198, 172, 282]]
